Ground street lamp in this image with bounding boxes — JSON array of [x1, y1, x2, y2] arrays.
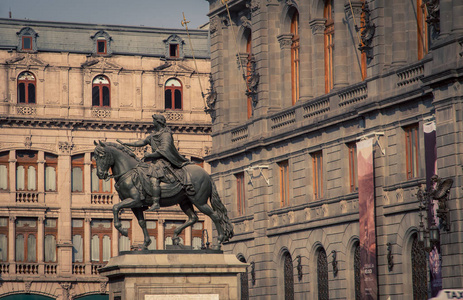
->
[[416, 175, 453, 251]]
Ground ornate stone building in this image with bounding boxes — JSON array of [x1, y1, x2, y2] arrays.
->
[[0, 18, 211, 299], [206, 0, 462, 299]]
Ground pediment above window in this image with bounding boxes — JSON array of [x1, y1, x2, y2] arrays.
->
[[154, 61, 194, 74], [5, 53, 48, 68], [81, 58, 122, 71]]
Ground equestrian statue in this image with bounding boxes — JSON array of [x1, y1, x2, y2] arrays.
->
[[93, 114, 233, 250]]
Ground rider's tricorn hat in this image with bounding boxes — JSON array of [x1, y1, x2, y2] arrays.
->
[[152, 114, 166, 126]]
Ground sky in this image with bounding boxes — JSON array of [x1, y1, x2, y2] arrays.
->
[[0, 0, 210, 29]]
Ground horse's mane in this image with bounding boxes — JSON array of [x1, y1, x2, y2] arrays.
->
[[100, 142, 141, 162]]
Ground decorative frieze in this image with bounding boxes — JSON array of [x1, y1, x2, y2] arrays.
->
[[163, 111, 183, 121], [16, 105, 37, 115], [58, 141, 75, 154], [92, 108, 111, 118]]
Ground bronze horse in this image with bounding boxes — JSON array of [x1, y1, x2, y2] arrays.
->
[[93, 141, 233, 249]]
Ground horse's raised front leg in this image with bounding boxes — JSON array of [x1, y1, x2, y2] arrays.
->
[[172, 201, 199, 245], [113, 197, 142, 237], [132, 207, 152, 250]]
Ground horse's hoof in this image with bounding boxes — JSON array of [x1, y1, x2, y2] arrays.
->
[[172, 237, 180, 245]]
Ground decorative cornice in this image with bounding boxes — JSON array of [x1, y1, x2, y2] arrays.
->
[[0, 116, 212, 135], [277, 33, 293, 50], [309, 19, 326, 35]]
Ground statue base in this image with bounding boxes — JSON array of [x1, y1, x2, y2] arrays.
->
[[99, 250, 248, 300]]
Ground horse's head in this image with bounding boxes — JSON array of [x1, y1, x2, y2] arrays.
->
[[93, 140, 114, 180]]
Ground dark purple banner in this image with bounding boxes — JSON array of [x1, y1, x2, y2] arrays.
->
[[357, 139, 377, 300], [424, 121, 441, 297]]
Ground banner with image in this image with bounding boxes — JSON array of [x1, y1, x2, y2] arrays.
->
[[357, 138, 377, 300]]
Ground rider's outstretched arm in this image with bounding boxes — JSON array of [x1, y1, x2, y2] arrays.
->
[[121, 137, 149, 148]]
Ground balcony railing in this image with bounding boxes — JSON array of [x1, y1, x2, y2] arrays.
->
[[0, 262, 9, 274], [91, 263, 107, 275], [16, 263, 39, 274], [72, 263, 86, 275], [91, 193, 113, 205], [44, 263, 58, 274], [16, 192, 39, 203]]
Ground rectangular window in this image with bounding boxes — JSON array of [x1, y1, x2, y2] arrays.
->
[[0, 152, 8, 191], [15, 217, 37, 262], [97, 39, 107, 54], [417, 0, 428, 60], [146, 220, 157, 250], [45, 153, 58, 192], [91, 219, 112, 263], [71, 154, 84, 192], [278, 160, 289, 207], [91, 156, 112, 193], [236, 172, 246, 216], [405, 124, 419, 179], [72, 219, 84, 263], [118, 220, 131, 253], [324, 0, 334, 93], [348, 143, 358, 192], [44, 219, 57, 262], [192, 221, 204, 250], [169, 44, 178, 58], [312, 151, 323, 200], [16, 150, 38, 191], [0, 217, 8, 262], [164, 221, 185, 248], [22, 36, 32, 50]]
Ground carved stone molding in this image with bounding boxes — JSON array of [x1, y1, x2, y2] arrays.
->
[[163, 111, 183, 122], [24, 281, 32, 293], [100, 279, 108, 293], [204, 74, 217, 121], [240, 15, 252, 29], [247, 0, 261, 12], [210, 16, 219, 35], [344, 1, 363, 20], [277, 33, 293, 50], [244, 55, 260, 108], [423, 0, 440, 35], [60, 282, 72, 300], [24, 136, 32, 149], [16, 105, 37, 115], [358, 2, 376, 60], [58, 141, 74, 154], [309, 19, 326, 35]]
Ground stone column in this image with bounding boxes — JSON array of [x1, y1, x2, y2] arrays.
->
[[57, 144, 72, 276], [84, 217, 91, 273], [8, 150, 16, 203], [277, 33, 293, 107], [8, 216, 15, 273], [332, 0, 349, 89], [37, 151, 45, 203], [309, 19, 326, 97], [452, 0, 463, 32], [157, 219, 164, 250], [391, 0, 407, 66], [37, 216, 44, 274]]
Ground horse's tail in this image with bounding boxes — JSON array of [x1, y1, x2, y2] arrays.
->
[[210, 180, 234, 242]]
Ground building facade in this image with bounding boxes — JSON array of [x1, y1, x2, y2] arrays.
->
[[206, 0, 462, 299], [0, 19, 212, 299]]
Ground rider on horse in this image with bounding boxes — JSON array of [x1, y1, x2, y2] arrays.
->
[[120, 114, 195, 212]]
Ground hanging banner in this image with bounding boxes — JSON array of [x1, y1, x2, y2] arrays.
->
[[424, 121, 441, 297], [357, 138, 377, 300]]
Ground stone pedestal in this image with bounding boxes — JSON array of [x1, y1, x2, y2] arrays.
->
[[99, 250, 248, 300]]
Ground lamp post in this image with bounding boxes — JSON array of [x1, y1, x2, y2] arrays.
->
[[416, 175, 453, 251]]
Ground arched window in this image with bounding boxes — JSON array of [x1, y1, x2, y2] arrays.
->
[[165, 78, 183, 110], [237, 255, 249, 300], [283, 251, 294, 300], [92, 75, 110, 107], [291, 11, 300, 105], [324, 0, 334, 93], [17, 71, 36, 104], [411, 233, 427, 299], [417, 0, 428, 60], [317, 248, 329, 300]]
